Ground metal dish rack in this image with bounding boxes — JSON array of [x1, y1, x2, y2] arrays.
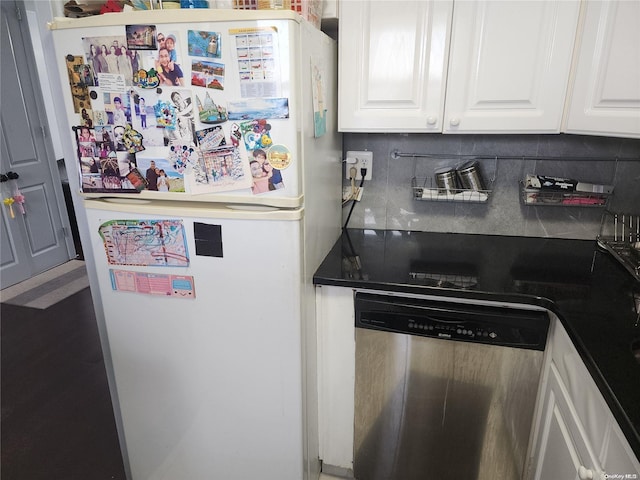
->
[[597, 211, 640, 282]]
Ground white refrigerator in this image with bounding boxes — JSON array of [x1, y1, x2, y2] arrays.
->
[[49, 9, 341, 480]]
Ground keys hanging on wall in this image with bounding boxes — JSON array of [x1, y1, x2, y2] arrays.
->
[[0, 172, 26, 217]]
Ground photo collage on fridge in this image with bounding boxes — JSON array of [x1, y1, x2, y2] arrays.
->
[[65, 23, 298, 195]]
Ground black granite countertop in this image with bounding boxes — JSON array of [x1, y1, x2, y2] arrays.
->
[[313, 229, 640, 457]]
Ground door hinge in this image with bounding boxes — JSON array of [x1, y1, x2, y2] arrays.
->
[[15, 5, 22, 21], [41, 125, 47, 138], [61, 226, 70, 238]]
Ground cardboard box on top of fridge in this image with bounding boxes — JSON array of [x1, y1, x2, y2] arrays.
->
[[232, 0, 323, 28]]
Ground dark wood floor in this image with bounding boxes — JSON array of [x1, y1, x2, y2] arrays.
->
[[1, 287, 127, 479]]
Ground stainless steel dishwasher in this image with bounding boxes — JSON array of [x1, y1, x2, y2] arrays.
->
[[354, 292, 549, 480]]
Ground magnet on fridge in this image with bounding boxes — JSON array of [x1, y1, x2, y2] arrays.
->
[[266, 144, 292, 170], [193, 222, 223, 258], [133, 69, 160, 89], [230, 123, 241, 147], [123, 124, 145, 153]]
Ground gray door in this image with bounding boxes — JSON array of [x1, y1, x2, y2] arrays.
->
[[1, 1, 72, 289]]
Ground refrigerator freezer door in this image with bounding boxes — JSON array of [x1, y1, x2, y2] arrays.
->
[[84, 201, 305, 479], [50, 10, 339, 209]]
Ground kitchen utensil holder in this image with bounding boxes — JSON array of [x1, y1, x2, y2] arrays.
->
[[410, 156, 496, 204], [597, 210, 640, 282], [520, 182, 611, 207], [412, 177, 492, 203]]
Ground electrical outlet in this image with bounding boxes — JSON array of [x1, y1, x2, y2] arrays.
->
[[345, 151, 373, 180]]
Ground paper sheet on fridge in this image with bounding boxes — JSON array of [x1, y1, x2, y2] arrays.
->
[[98, 219, 189, 266], [110, 269, 196, 298]]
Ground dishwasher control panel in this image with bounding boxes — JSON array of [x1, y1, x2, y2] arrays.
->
[[355, 292, 549, 350], [407, 318, 499, 341]]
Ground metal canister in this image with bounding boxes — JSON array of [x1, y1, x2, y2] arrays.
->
[[435, 168, 459, 194], [456, 161, 485, 191]]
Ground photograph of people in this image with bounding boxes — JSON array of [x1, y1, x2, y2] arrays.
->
[[111, 96, 128, 126], [129, 88, 165, 146], [79, 64, 94, 86], [157, 89, 194, 147], [78, 126, 95, 142], [83, 36, 128, 79], [138, 97, 147, 128], [165, 34, 178, 62], [94, 125, 112, 143], [171, 90, 192, 115], [146, 160, 159, 191], [89, 157, 100, 173], [128, 49, 141, 74], [171, 91, 196, 144], [253, 148, 284, 190], [81, 108, 93, 128], [157, 47, 184, 86], [250, 160, 270, 194], [156, 32, 166, 50], [90, 43, 107, 75], [177, 116, 195, 145], [105, 44, 119, 73], [117, 46, 133, 84], [157, 169, 170, 191]]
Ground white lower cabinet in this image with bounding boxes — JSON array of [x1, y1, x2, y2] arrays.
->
[[531, 363, 605, 480], [316, 286, 356, 473], [529, 319, 640, 480]]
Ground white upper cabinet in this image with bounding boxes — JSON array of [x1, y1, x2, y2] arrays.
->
[[563, 1, 640, 139], [338, 0, 453, 132], [338, 0, 581, 133], [444, 1, 580, 133]]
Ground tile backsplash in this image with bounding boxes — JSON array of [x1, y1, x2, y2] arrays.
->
[[342, 133, 640, 239]]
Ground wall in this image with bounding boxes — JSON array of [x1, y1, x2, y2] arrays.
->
[[342, 133, 640, 240], [24, 0, 66, 161]]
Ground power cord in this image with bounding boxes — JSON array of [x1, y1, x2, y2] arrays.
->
[[342, 166, 358, 207], [343, 167, 367, 230]]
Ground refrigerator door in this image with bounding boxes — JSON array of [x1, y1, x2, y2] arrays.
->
[[84, 199, 305, 479], [50, 10, 339, 209]]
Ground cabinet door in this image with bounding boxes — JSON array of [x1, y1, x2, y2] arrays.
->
[[316, 286, 356, 471], [532, 363, 604, 480], [338, 0, 453, 132], [563, 1, 640, 138], [602, 421, 640, 478], [444, 0, 580, 133]]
